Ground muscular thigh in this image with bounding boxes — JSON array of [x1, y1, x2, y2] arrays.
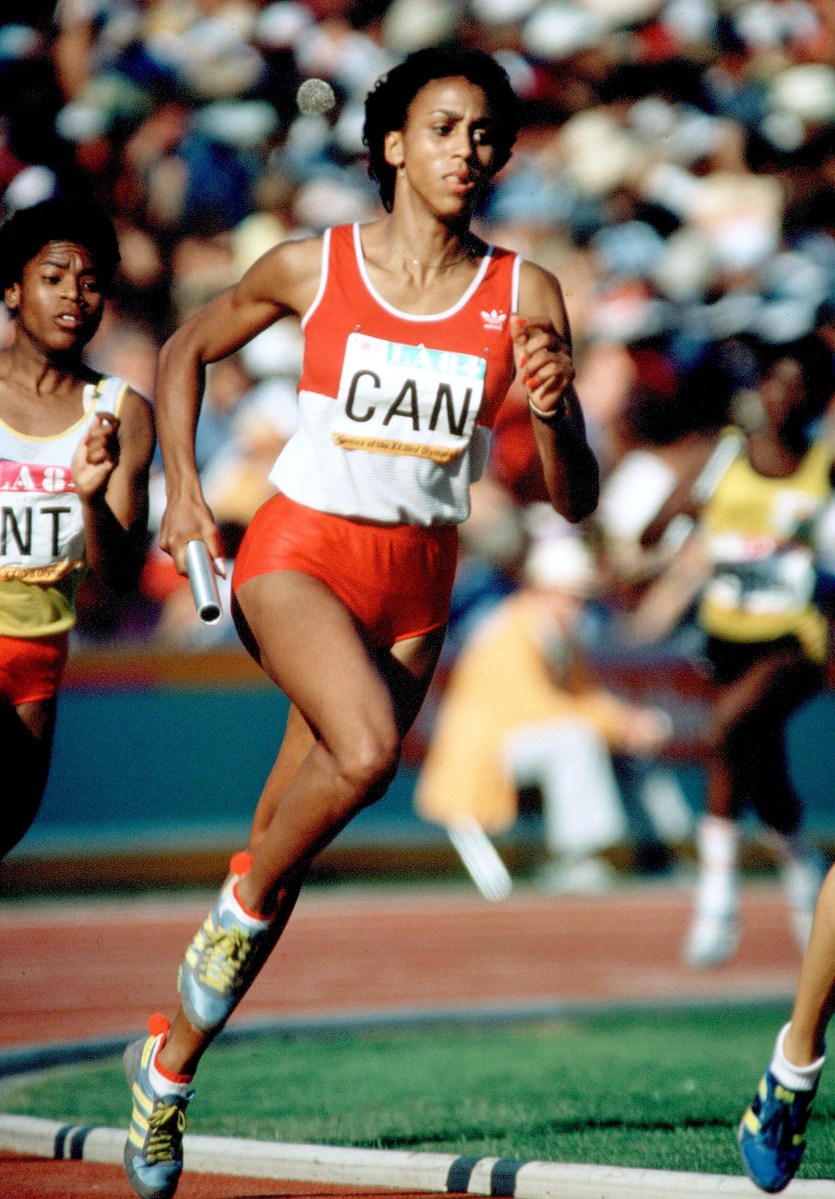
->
[[708, 637, 822, 742], [236, 571, 445, 749], [378, 624, 447, 736], [235, 570, 398, 752]]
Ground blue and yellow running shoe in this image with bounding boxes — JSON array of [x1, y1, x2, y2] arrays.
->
[[178, 852, 274, 1034], [123, 1015, 193, 1199], [738, 1069, 817, 1193]]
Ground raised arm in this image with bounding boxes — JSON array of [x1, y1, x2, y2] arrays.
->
[[511, 262, 599, 523], [155, 235, 322, 572], [73, 387, 156, 595]]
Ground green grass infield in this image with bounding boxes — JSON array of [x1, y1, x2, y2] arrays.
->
[[4, 1004, 834, 1180]]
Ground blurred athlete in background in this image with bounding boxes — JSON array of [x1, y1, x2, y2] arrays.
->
[[634, 334, 835, 968], [680, 337, 835, 968]]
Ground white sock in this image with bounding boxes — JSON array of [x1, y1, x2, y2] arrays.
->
[[698, 815, 740, 870], [695, 816, 740, 912], [149, 1034, 192, 1098], [220, 882, 271, 931], [769, 1023, 826, 1092]]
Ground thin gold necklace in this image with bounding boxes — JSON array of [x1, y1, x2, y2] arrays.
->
[[393, 241, 477, 270]]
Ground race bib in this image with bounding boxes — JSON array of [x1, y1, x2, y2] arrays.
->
[[332, 333, 486, 464], [709, 539, 816, 615], [0, 460, 84, 581]]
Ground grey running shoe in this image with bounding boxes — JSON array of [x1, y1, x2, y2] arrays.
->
[[123, 1016, 192, 1199], [178, 854, 273, 1034]]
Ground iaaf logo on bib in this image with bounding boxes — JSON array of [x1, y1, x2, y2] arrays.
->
[[0, 461, 75, 493], [481, 308, 507, 331]]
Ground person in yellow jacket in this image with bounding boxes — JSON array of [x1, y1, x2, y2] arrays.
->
[[415, 534, 673, 894]]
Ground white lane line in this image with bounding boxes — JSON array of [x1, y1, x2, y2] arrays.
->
[[0, 1114, 830, 1198]]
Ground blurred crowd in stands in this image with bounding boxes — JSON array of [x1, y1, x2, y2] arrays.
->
[[2, 0, 835, 651]]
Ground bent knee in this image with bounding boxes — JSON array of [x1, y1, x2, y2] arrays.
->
[[334, 725, 401, 807]]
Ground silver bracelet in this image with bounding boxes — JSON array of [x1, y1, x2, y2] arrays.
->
[[528, 395, 570, 425]]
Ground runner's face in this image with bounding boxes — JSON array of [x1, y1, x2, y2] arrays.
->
[[387, 77, 499, 217], [6, 240, 106, 356], [760, 356, 808, 433]]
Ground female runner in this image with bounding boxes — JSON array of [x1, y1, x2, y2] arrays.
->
[[123, 46, 599, 1199], [679, 336, 835, 969], [0, 197, 154, 860]]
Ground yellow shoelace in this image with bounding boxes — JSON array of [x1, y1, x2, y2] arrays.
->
[[197, 925, 252, 993], [145, 1104, 186, 1164]]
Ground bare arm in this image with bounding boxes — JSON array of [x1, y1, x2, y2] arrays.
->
[[155, 235, 323, 572], [512, 262, 599, 523], [72, 387, 156, 595], [639, 433, 721, 548]]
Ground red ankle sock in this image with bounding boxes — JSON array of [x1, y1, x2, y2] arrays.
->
[[232, 881, 267, 922], [147, 1012, 193, 1084], [153, 1051, 193, 1086]]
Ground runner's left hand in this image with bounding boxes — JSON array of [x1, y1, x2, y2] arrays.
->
[[72, 412, 121, 500]]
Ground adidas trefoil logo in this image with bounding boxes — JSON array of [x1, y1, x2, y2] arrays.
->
[[481, 308, 507, 331]]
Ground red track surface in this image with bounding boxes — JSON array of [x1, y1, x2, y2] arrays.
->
[[0, 880, 804, 1197]]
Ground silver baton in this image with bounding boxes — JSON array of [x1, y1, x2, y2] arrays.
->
[[186, 540, 222, 624]]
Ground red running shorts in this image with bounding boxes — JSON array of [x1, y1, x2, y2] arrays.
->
[[232, 493, 458, 646], [0, 631, 69, 705]]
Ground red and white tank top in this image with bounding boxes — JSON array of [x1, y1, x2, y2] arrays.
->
[[270, 223, 520, 526]]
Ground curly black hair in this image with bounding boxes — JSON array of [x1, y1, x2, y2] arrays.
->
[[363, 46, 521, 213], [0, 197, 121, 294]]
